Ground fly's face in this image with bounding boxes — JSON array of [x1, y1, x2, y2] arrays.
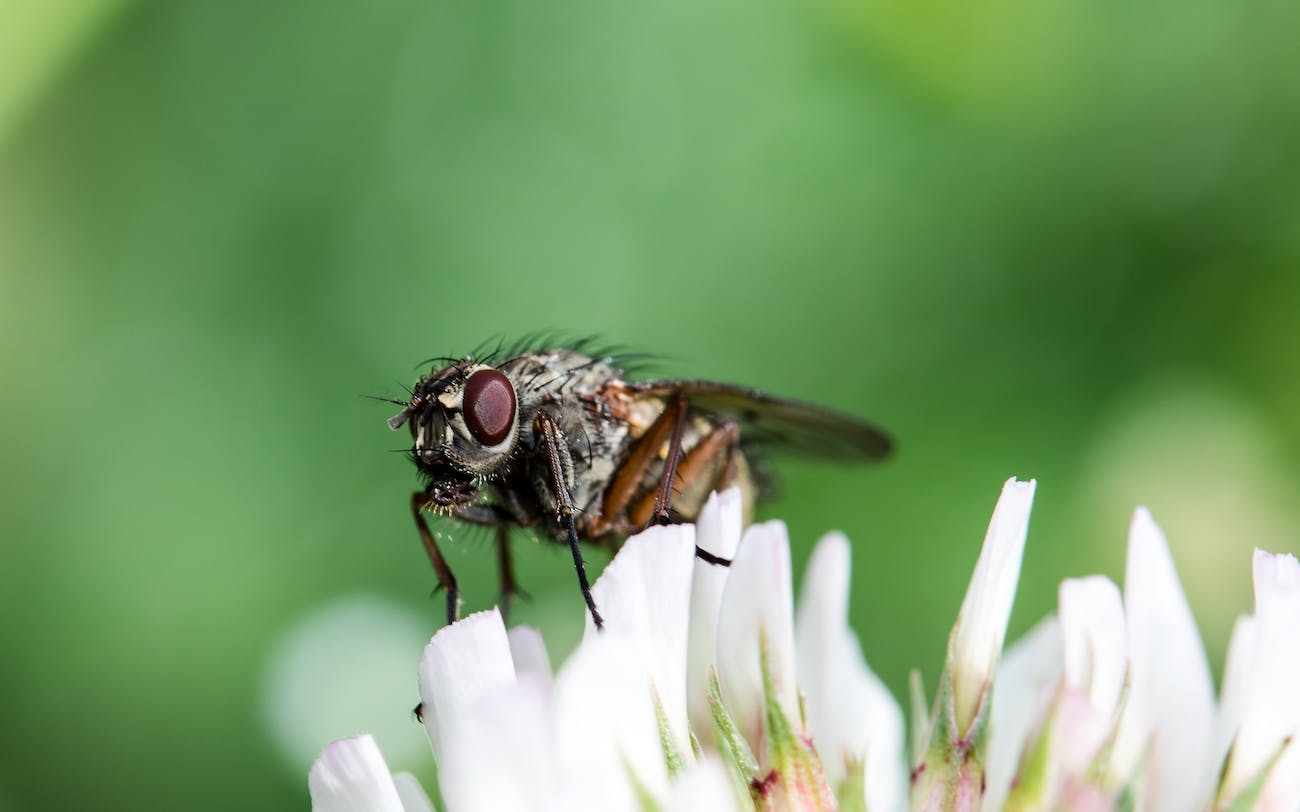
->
[[388, 363, 520, 507]]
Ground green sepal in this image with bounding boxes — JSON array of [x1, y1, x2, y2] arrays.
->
[[623, 754, 664, 812], [1214, 738, 1291, 812], [911, 661, 990, 812], [909, 669, 934, 767], [708, 668, 761, 809], [652, 686, 685, 778], [1002, 713, 1053, 812], [760, 629, 837, 811], [836, 755, 868, 812]]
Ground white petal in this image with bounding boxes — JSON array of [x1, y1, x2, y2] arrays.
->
[[1109, 508, 1216, 812], [416, 609, 516, 765], [1059, 576, 1126, 723], [553, 634, 668, 811], [437, 676, 554, 812], [716, 520, 800, 752], [309, 734, 406, 812], [984, 616, 1062, 812], [950, 477, 1036, 736], [795, 531, 907, 812], [858, 667, 909, 812], [1220, 550, 1300, 804], [508, 625, 552, 682], [393, 773, 438, 812], [1212, 614, 1257, 777], [665, 756, 744, 812], [582, 521, 696, 757], [687, 489, 744, 742]]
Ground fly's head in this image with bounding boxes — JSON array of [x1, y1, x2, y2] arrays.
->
[[388, 362, 520, 507]]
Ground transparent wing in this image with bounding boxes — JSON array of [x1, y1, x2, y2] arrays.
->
[[628, 380, 893, 461]]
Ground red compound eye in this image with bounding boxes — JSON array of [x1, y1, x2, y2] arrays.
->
[[462, 369, 516, 446]]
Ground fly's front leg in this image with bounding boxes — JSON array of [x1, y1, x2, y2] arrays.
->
[[410, 491, 460, 625], [533, 409, 604, 630], [453, 503, 529, 624], [495, 525, 526, 622]]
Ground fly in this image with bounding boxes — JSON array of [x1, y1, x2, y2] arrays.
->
[[386, 341, 892, 631]]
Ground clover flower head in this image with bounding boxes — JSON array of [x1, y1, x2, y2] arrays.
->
[[309, 480, 1300, 812]]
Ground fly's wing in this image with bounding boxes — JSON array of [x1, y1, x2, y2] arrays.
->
[[627, 380, 892, 461]]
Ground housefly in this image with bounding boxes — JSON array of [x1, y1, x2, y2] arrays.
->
[[386, 341, 892, 631]]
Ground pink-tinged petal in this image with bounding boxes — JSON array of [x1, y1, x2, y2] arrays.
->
[[392, 773, 438, 812], [795, 531, 907, 812], [436, 676, 554, 812], [1052, 686, 1112, 781], [687, 489, 744, 743], [553, 634, 670, 810], [984, 616, 1062, 812], [1059, 577, 1126, 727], [1110, 508, 1215, 812], [665, 756, 744, 812], [1054, 781, 1113, 812], [1212, 615, 1257, 776], [716, 520, 799, 752], [583, 521, 696, 758], [508, 625, 552, 682], [1052, 577, 1127, 787], [950, 478, 1036, 736], [1219, 551, 1300, 806], [309, 734, 406, 812], [1257, 740, 1300, 812], [416, 609, 516, 765]]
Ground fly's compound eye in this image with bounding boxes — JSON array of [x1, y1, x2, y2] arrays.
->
[[462, 369, 517, 446]]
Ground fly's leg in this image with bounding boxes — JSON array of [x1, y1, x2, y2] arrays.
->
[[629, 420, 741, 565], [452, 503, 530, 623], [411, 503, 511, 725], [495, 525, 526, 623], [411, 491, 460, 625], [649, 397, 689, 525], [597, 395, 687, 532], [534, 409, 604, 630]]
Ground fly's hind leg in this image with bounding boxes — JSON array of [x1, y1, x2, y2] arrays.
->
[[627, 420, 741, 566], [629, 419, 738, 526], [649, 397, 689, 525], [596, 396, 687, 534]]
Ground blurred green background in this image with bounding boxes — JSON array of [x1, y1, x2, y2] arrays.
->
[[2, 0, 1299, 808]]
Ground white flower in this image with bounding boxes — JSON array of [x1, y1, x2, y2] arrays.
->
[[795, 531, 907, 812], [308, 479, 1300, 812], [308, 734, 435, 812], [1107, 508, 1216, 811], [948, 477, 1036, 738], [1055, 576, 1127, 778], [715, 519, 801, 754], [984, 616, 1062, 812], [687, 489, 745, 746], [1214, 551, 1300, 809], [913, 478, 1035, 812]]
